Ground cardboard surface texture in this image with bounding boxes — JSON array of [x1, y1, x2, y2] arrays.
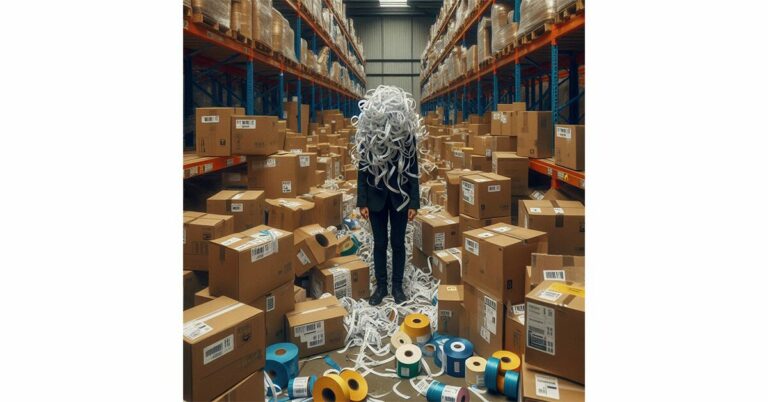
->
[[528, 253, 586, 291], [265, 198, 315, 231], [286, 296, 348, 358], [196, 107, 244, 156], [230, 115, 283, 155], [207, 190, 266, 232], [247, 152, 304, 198], [432, 248, 463, 285], [445, 169, 481, 216], [464, 281, 504, 358], [492, 151, 529, 196], [413, 213, 460, 255], [520, 200, 585, 255], [211, 370, 265, 402], [516, 111, 554, 158], [437, 284, 465, 337], [184, 213, 235, 271], [460, 173, 512, 219], [310, 255, 370, 300], [554, 125, 585, 171]]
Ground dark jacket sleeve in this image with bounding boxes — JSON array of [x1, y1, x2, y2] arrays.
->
[[356, 160, 368, 208], [408, 150, 420, 210]]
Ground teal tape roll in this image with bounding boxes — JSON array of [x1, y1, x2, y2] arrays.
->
[[485, 356, 501, 393], [265, 342, 299, 388], [426, 381, 446, 402], [444, 337, 474, 378], [503, 370, 520, 399], [431, 335, 450, 367]]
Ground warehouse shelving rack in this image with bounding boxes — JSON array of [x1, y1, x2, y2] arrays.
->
[[183, 1, 367, 178], [419, 0, 585, 190]]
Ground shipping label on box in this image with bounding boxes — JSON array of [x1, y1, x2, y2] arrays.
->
[[247, 152, 301, 198], [231, 115, 283, 155], [311, 255, 370, 300], [460, 173, 512, 219], [414, 213, 460, 255], [207, 190, 266, 232], [464, 282, 503, 358], [196, 107, 244, 156]]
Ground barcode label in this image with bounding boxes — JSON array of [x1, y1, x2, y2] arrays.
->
[[266, 295, 275, 312], [297, 249, 311, 266], [480, 326, 491, 343], [556, 127, 572, 139], [535, 374, 560, 399], [235, 119, 256, 129], [538, 290, 562, 302], [203, 334, 234, 365], [306, 332, 325, 348], [484, 295, 497, 335], [488, 184, 501, 192], [415, 379, 433, 396], [531, 191, 545, 200], [246, 230, 278, 262], [485, 148, 491, 158], [527, 302, 556, 355], [465, 238, 479, 255], [183, 321, 212, 340], [440, 310, 452, 317], [331, 267, 351, 298], [292, 377, 310, 397], [442, 385, 460, 402], [282, 181, 292, 193], [231, 203, 243, 212], [221, 237, 241, 246], [299, 155, 310, 167], [543, 270, 567, 281], [265, 158, 276, 168], [493, 112, 500, 120], [529, 207, 542, 213], [434, 232, 445, 250], [453, 150, 463, 157], [512, 304, 526, 315], [461, 181, 475, 205], [295, 321, 324, 337], [201, 115, 219, 123]]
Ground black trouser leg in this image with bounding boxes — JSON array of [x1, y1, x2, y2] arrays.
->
[[389, 204, 409, 289], [369, 206, 390, 289]]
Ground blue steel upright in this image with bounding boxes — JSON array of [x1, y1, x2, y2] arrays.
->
[[551, 44, 559, 129], [492, 72, 499, 111], [514, 63, 521, 102], [246, 60, 254, 114], [476, 77, 481, 115], [297, 79, 302, 133], [278, 71, 285, 119]]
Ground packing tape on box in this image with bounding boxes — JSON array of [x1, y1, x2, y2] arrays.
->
[[390, 331, 412, 353], [396, 343, 422, 379], [401, 313, 432, 344], [265, 342, 299, 389], [502, 369, 521, 399], [465, 356, 487, 388], [287, 375, 316, 399], [444, 337, 474, 378], [313, 374, 351, 402], [484, 357, 502, 393], [339, 369, 369, 402], [490, 350, 521, 373]]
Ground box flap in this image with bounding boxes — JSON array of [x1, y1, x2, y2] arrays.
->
[[286, 296, 347, 325], [183, 296, 262, 344]]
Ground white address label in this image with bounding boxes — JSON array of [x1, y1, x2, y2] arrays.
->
[[465, 238, 479, 256], [299, 155, 310, 167], [527, 302, 556, 355], [535, 374, 560, 399], [488, 184, 501, 192], [201, 115, 219, 123], [231, 203, 243, 212], [235, 119, 256, 129], [556, 126, 572, 139], [203, 334, 234, 365]]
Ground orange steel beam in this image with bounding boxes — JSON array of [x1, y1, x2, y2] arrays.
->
[[529, 159, 585, 189], [322, 0, 365, 64], [184, 155, 247, 179]]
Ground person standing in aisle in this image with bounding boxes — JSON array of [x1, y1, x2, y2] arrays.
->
[[354, 86, 422, 306]]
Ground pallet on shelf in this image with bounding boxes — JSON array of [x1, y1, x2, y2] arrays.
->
[[556, 0, 585, 23], [192, 12, 231, 36], [230, 30, 253, 47], [184, 4, 192, 18], [518, 21, 553, 45], [253, 38, 272, 55]]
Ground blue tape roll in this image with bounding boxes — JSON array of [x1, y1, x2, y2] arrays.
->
[[485, 357, 501, 393], [287, 375, 317, 399], [431, 335, 450, 367], [444, 338, 474, 378], [503, 370, 521, 399], [265, 342, 299, 388], [426, 381, 446, 402]]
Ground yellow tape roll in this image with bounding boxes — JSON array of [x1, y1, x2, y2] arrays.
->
[[400, 313, 432, 344], [465, 356, 487, 387], [339, 370, 368, 402], [491, 350, 521, 373], [390, 331, 412, 353], [313, 374, 351, 402]]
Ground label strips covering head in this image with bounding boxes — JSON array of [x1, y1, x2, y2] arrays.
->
[[351, 85, 427, 211]]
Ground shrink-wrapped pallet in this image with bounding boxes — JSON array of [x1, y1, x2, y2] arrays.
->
[[491, 2, 517, 54], [477, 17, 492, 63], [518, 0, 556, 37], [252, 0, 272, 46], [231, 0, 252, 39], [192, 0, 231, 28]]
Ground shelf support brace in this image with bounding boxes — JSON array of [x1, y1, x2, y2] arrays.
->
[[278, 71, 285, 119], [492, 71, 499, 111], [551, 42, 559, 144], [514, 62, 521, 102], [246, 60, 254, 115], [297, 78, 302, 134]]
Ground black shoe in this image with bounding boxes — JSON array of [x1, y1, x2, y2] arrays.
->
[[369, 286, 388, 306], [392, 286, 407, 304]]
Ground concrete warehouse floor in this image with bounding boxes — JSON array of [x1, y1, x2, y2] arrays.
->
[[298, 339, 514, 401]]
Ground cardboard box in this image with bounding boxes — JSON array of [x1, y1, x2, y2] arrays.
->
[[504, 303, 526, 357], [294, 285, 307, 303], [470, 135, 515, 158], [437, 284, 464, 337], [183, 296, 265, 402], [492, 152, 529, 196], [265, 198, 315, 231], [230, 115, 283, 155], [458, 214, 511, 235], [410, 248, 430, 272], [497, 102, 526, 112], [442, 141, 465, 162], [310, 255, 370, 300], [464, 154, 493, 173], [184, 270, 208, 310], [468, 114, 482, 124], [433, 247, 463, 285], [516, 111, 553, 158], [528, 253, 586, 292], [251, 280, 295, 344], [554, 125, 585, 171], [414, 213, 460, 256], [207, 190, 266, 232], [467, 123, 491, 137], [526, 281, 585, 384], [284, 134, 308, 152], [521, 360, 585, 402], [292, 224, 342, 276], [463, 223, 548, 305], [460, 173, 512, 219], [300, 189, 342, 228], [286, 296, 348, 357], [211, 370, 265, 402], [491, 111, 517, 136], [344, 164, 358, 181], [296, 152, 317, 195], [284, 101, 310, 135], [519, 200, 585, 255], [464, 281, 504, 358], [194, 287, 216, 306], [184, 213, 235, 271], [222, 171, 249, 189], [209, 226, 294, 302], [195, 107, 244, 156], [445, 169, 481, 216], [247, 152, 302, 198]]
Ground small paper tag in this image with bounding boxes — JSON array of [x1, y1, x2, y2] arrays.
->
[[201, 115, 219, 123], [231, 203, 243, 212], [488, 184, 501, 192], [535, 374, 560, 399], [265, 158, 276, 168], [530, 207, 542, 213], [235, 119, 256, 129], [538, 290, 562, 302]]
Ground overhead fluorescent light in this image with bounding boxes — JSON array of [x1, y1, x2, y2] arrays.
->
[[380, 0, 409, 7]]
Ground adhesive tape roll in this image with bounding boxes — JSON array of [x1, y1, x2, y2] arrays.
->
[[484, 357, 501, 393], [425, 380, 446, 402], [441, 385, 470, 402], [287, 375, 317, 399], [395, 343, 422, 379], [491, 350, 521, 374], [444, 338, 474, 378], [465, 356, 487, 387], [496, 373, 506, 395], [421, 342, 437, 357], [339, 370, 368, 402], [431, 335, 450, 367], [503, 370, 521, 399], [265, 342, 300, 388], [313, 374, 351, 402], [390, 331, 412, 354], [401, 313, 432, 344]]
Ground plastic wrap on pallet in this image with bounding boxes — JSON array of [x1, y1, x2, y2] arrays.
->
[[467, 44, 477, 73], [557, 0, 579, 12], [317, 46, 330, 75], [271, 7, 283, 51], [283, 21, 297, 62], [184, 0, 192, 8], [252, 0, 272, 46], [477, 17, 491, 64], [518, 0, 556, 37], [301, 38, 308, 65], [231, 0, 252, 39], [192, 0, 231, 28], [491, 2, 517, 54]]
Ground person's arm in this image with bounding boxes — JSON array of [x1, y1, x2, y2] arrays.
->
[[356, 160, 368, 208], [408, 149, 420, 210]]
